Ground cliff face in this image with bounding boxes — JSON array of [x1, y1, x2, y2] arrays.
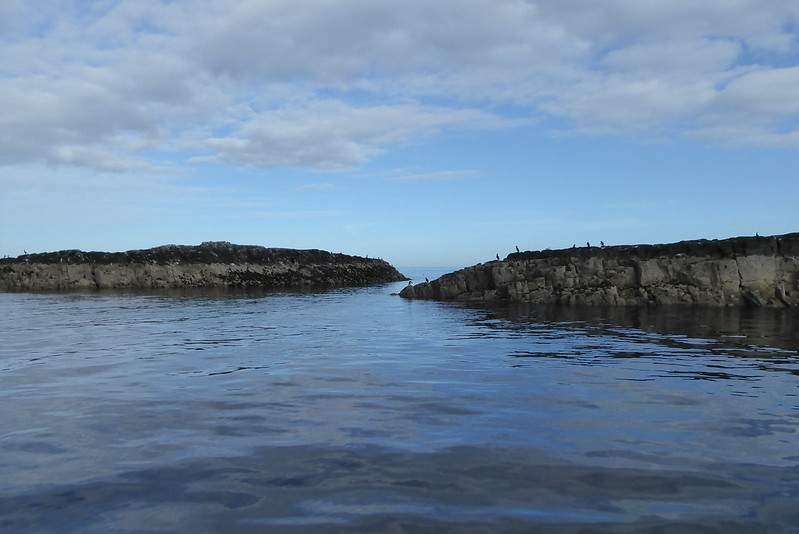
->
[[400, 234, 799, 307], [0, 242, 407, 291]]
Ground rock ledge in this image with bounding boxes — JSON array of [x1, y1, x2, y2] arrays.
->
[[400, 234, 799, 307], [0, 242, 407, 290]]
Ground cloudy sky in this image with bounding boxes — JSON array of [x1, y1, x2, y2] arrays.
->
[[1, 0, 798, 266]]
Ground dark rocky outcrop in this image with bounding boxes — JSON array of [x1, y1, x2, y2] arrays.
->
[[0, 242, 407, 291], [400, 233, 799, 307]]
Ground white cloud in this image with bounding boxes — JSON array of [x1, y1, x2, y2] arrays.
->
[[298, 183, 335, 192], [601, 39, 741, 76], [254, 210, 342, 220], [0, 0, 798, 173], [201, 102, 511, 169], [716, 67, 799, 116], [387, 170, 479, 182]]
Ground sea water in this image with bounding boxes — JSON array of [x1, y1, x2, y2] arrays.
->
[[1, 269, 798, 532]]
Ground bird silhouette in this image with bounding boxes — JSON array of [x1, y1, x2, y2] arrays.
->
[[600, 241, 605, 247], [586, 242, 590, 248], [515, 245, 520, 253], [496, 253, 500, 260]]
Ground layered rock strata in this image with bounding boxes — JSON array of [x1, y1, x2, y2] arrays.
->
[[0, 242, 407, 291], [401, 234, 799, 307]]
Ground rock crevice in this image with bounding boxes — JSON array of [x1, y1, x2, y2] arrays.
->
[[401, 234, 799, 307]]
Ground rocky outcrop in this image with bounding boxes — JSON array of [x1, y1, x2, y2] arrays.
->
[[400, 234, 799, 307], [0, 242, 407, 291]]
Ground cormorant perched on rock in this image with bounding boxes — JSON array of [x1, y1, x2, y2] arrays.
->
[[23, 249, 27, 255], [408, 280, 412, 285], [572, 244, 576, 249], [586, 242, 590, 248], [425, 277, 429, 283], [600, 241, 605, 247], [756, 232, 760, 237], [496, 253, 500, 260], [515, 245, 520, 253]]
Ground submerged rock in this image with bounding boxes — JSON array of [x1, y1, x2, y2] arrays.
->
[[400, 233, 799, 307], [0, 242, 407, 291]]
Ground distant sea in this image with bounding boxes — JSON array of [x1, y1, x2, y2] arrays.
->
[[2, 267, 798, 532]]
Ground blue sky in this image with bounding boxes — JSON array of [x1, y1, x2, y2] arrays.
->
[[1, 1, 798, 267]]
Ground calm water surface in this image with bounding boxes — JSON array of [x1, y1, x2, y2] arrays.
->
[[2, 269, 799, 533]]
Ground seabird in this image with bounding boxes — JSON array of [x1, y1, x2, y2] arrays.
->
[[496, 253, 500, 260], [572, 244, 576, 249], [586, 242, 590, 248], [23, 249, 27, 254], [408, 280, 412, 285], [515, 245, 520, 253], [600, 241, 605, 247], [425, 277, 429, 283]]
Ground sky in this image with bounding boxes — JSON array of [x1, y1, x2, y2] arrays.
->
[[1, 0, 798, 268]]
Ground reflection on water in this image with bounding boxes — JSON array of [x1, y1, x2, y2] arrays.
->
[[1, 274, 798, 532], [487, 303, 799, 380]]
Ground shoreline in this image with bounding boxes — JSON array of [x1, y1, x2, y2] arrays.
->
[[400, 233, 799, 308], [0, 241, 407, 291]]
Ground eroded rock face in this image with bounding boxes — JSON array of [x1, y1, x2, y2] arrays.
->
[[0, 242, 407, 290], [400, 234, 799, 307]]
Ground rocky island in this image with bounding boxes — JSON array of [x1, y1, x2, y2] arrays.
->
[[401, 233, 799, 307], [0, 242, 407, 291]]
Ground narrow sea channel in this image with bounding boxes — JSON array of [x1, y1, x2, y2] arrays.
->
[[2, 268, 798, 532]]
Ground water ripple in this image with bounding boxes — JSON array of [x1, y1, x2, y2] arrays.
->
[[1, 279, 798, 532]]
